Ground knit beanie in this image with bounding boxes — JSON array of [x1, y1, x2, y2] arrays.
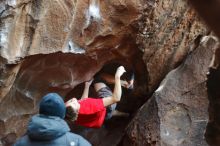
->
[[39, 93, 66, 119]]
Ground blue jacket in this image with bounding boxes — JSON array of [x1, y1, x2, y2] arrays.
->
[[13, 115, 91, 146]]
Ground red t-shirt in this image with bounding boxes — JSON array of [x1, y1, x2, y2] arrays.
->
[[75, 98, 106, 128]]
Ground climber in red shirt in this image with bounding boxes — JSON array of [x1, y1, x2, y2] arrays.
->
[[65, 66, 127, 128]]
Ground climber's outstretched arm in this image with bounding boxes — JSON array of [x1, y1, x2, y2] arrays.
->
[[101, 66, 126, 107]]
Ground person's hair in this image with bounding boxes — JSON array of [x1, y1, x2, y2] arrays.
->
[[65, 106, 78, 121]]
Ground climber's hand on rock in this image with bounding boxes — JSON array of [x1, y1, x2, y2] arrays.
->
[[115, 66, 126, 78], [85, 78, 94, 87]]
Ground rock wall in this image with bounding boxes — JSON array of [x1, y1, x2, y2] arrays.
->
[[125, 36, 218, 146], [0, 0, 212, 146], [137, 0, 208, 93]]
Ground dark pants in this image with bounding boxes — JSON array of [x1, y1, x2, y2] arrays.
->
[[96, 86, 116, 120]]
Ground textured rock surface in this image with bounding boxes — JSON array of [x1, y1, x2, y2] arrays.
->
[[0, 0, 210, 146], [137, 0, 208, 93], [0, 0, 143, 63], [189, 0, 220, 38], [185, 1, 220, 146], [1, 0, 78, 62], [125, 36, 217, 146]]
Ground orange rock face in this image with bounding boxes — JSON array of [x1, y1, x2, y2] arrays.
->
[[0, 0, 210, 145]]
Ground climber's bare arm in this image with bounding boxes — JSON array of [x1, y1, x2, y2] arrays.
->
[[80, 79, 93, 99], [101, 66, 126, 107]]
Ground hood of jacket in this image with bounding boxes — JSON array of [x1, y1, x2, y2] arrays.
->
[[27, 114, 70, 141]]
